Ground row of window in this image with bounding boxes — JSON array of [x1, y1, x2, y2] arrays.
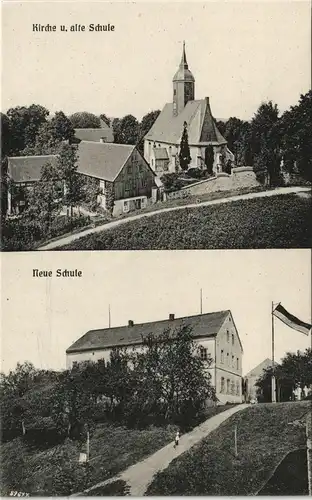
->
[[226, 330, 235, 345], [199, 347, 239, 370], [220, 377, 240, 396], [221, 351, 239, 370], [125, 178, 147, 191]]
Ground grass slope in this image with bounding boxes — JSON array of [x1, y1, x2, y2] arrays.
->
[[145, 401, 310, 496], [60, 193, 311, 250], [0, 423, 177, 496]]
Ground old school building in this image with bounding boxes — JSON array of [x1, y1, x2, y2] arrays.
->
[[66, 309, 244, 404], [7, 141, 156, 216]]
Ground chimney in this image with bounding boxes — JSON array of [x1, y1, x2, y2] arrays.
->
[[128, 320, 134, 327], [169, 313, 175, 321]]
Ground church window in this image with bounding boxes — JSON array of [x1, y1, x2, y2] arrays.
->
[[221, 377, 225, 393], [231, 381, 235, 395], [221, 349, 224, 363], [174, 89, 176, 96], [199, 346, 208, 361]]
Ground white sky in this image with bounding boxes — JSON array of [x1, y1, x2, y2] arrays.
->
[[1, 250, 311, 375], [2, 1, 311, 120]]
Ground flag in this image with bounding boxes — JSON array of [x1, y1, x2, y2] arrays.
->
[[273, 304, 312, 335]]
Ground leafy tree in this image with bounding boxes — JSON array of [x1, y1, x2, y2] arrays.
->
[[113, 115, 139, 145], [251, 101, 281, 185], [24, 162, 62, 232], [179, 122, 191, 171], [216, 120, 226, 137], [160, 172, 183, 193], [105, 182, 115, 215], [6, 104, 49, 154], [24, 111, 75, 156], [279, 90, 312, 181], [69, 112, 100, 129], [80, 176, 102, 212], [57, 143, 84, 220]]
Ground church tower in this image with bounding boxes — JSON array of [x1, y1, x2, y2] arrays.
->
[[172, 41, 195, 117]]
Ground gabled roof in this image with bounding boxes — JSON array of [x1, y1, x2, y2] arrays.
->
[[144, 97, 226, 146], [74, 127, 114, 143], [66, 310, 230, 354], [7, 155, 58, 182], [154, 148, 169, 160], [77, 141, 135, 182], [245, 358, 277, 378]]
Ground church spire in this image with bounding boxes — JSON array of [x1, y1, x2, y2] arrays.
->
[[180, 40, 188, 69], [172, 41, 195, 116]]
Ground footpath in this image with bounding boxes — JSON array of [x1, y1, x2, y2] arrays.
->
[[77, 403, 249, 496], [38, 186, 310, 250]]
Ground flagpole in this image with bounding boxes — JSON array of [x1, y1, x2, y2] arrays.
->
[[271, 301, 276, 403]]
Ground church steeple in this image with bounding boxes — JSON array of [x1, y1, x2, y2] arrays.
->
[[173, 41, 195, 116]]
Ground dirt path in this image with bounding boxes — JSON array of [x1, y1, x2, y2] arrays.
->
[[80, 404, 249, 497], [39, 186, 310, 250]]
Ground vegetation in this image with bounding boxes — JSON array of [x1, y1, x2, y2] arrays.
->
[[256, 348, 312, 402], [69, 112, 101, 129], [1, 326, 216, 495], [145, 401, 309, 495], [60, 193, 311, 250], [179, 122, 191, 171]]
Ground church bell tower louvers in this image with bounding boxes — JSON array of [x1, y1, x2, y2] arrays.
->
[[172, 41, 195, 117]]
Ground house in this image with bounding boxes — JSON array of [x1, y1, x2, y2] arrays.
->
[[244, 358, 274, 401], [144, 42, 234, 177], [7, 154, 59, 215], [73, 125, 114, 144], [6, 142, 156, 217], [76, 141, 156, 216], [66, 309, 244, 404]]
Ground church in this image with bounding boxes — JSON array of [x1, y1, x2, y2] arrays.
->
[[144, 43, 234, 176]]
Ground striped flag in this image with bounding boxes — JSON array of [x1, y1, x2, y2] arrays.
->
[[273, 304, 312, 335]]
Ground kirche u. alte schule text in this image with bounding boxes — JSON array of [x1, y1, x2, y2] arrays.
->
[[32, 269, 83, 278], [32, 23, 115, 32]]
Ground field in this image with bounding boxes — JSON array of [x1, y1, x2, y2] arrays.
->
[[60, 193, 311, 250], [145, 401, 310, 496]]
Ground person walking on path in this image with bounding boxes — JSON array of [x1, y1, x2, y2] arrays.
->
[[174, 430, 180, 448]]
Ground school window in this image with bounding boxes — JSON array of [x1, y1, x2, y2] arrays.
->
[[232, 334, 234, 345], [231, 381, 235, 395], [232, 355, 235, 368], [199, 346, 208, 361], [123, 201, 129, 213], [226, 352, 229, 366], [221, 377, 225, 393], [221, 349, 224, 363], [236, 357, 239, 370], [227, 330, 230, 342], [236, 382, 240, 396], [226, 379, 230, 394]]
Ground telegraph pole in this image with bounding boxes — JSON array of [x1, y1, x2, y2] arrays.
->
[[271, 301, 276, 403]]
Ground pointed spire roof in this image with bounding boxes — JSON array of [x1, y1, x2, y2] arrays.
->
[[173, 41, 195, 82]]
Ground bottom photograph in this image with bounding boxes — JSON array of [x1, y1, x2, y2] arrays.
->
[[1, 250, 311, 496]]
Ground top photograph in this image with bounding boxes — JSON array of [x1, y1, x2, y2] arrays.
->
[[1, 1, 311, 251]]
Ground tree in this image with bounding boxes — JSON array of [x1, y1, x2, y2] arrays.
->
[[137, 110, 161, 153], [7, 104, 49, 154], [57, 143, 84, 220], [160, 172, 183, 193], [279, 90, 312, 181], [69, 112, 100, 129], [251, 101, 281, 185], [113, 115, 139, 145], [105, 182, 115, 215], [24, 111, 75, 156], [24, 162, 62, 233], [179, 122, 191, 171]]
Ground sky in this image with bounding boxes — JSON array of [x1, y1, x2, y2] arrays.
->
[[2, 1, 311, 120], [1, 250, 311, 375]]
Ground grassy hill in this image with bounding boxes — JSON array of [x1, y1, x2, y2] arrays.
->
[[145, 401, 310, 496], [60, 193, 311, 250]]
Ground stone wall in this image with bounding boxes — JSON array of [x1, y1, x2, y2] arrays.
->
[[167, 167, 260, 200]]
